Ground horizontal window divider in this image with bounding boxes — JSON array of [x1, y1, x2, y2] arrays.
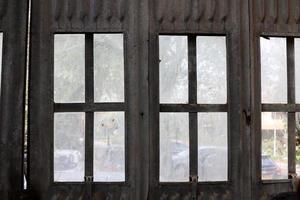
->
[[54, 103, 125, 112], [158, 181, 230, 187], [52, 182, 130, 186], [93, 182, 130, 186], [261, 104, 300, 112], [160, 104, 228, 112], [261, 179, 292, 185]]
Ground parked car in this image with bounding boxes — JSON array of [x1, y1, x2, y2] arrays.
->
[[261, 155, 281, 179], [171, 149, 282, 181], [171, 146, 228, 181], [54, 149, 82, 171]]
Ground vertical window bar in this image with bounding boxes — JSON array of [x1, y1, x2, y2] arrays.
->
[[188, 36, 198, 183], [287, 37, 296, 177], [85, 34, 94, 182], [23, 0, 32, 189]]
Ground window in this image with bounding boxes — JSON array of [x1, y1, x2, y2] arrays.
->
[[54, 33, 125, 182], [260, 36, 299, 180], [159, 35, 228, 182]]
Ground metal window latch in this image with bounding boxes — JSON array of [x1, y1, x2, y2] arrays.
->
[[85, 176, 94, 183], [190, 175, 198, 183], [288, 173, 298, 192]]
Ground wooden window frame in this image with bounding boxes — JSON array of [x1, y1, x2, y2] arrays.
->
[[53, 33, 127, 184], [259, 36, 297, 182], [158, 34, 230, 184]]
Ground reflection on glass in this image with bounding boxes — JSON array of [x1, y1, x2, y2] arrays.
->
[[296, 113, 300, 174], [260, 37, 287, 103], [94, 112, 125, 182], [94, 34, 124, 102], [160, 113, 189, 182], [197, 36, 227, 104], [54, 113, 85, 182], [295, 39, 300, 103], [261, 112, 288, 180], [198, 113, 228, 181], [159, 36, 188, 103], [54, 34, 85, 103]]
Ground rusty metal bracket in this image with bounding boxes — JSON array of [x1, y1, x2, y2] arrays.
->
[[288, 173, 298, 192], [85, 176, 94, 182], [84, 176, 93, 200]]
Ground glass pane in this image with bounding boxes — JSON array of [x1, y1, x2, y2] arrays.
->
[[54, 34, 85, 103], [160, 113, 189, 182], [296, 113, 300, 174], [159, 36, 188, 103], [94, 34, 124, 102], [54, 113, 85, 182], [295, 39, 300, 103], [260, 37, 287, 103], [197, 36, 227, 104], [261, 112, 288, 180], [94, 112, 125, 182], [198, 113, 228, 182]]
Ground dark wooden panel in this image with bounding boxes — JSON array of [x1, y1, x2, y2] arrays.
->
[[154, 0, 234, 33], [253, 0, 300, 33], [152, 183, 233, 200], [0, 0, 28, 199], [52, 0, 127, 31]]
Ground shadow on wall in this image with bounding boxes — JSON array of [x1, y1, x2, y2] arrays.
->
[[271, 192, 298, 200], [271, 178, 300, 199]]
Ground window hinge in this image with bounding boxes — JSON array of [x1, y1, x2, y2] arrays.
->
[[190, 175, 198, 183], [84, 176, 94, 183]]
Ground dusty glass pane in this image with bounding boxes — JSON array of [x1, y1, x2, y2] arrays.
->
[[198, 113, 228, 182], [295, 39, 300, 103], [94, 112, 125, 182], [296, 113, 300, 174], [94, 34, 124, 102], [160, 113, 189, 182], [54, 113, 85, 182], [261, 112, 288, 180], [260, 37, 287, 104], [197, 36, 227, 104], [159, 36, 188, 104], [54, 34, 85, 103]]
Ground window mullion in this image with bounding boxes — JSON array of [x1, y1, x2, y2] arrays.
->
[[188, 35, 198, 181], [287, 37, 296, 176], [85, 33, 95, 181]]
